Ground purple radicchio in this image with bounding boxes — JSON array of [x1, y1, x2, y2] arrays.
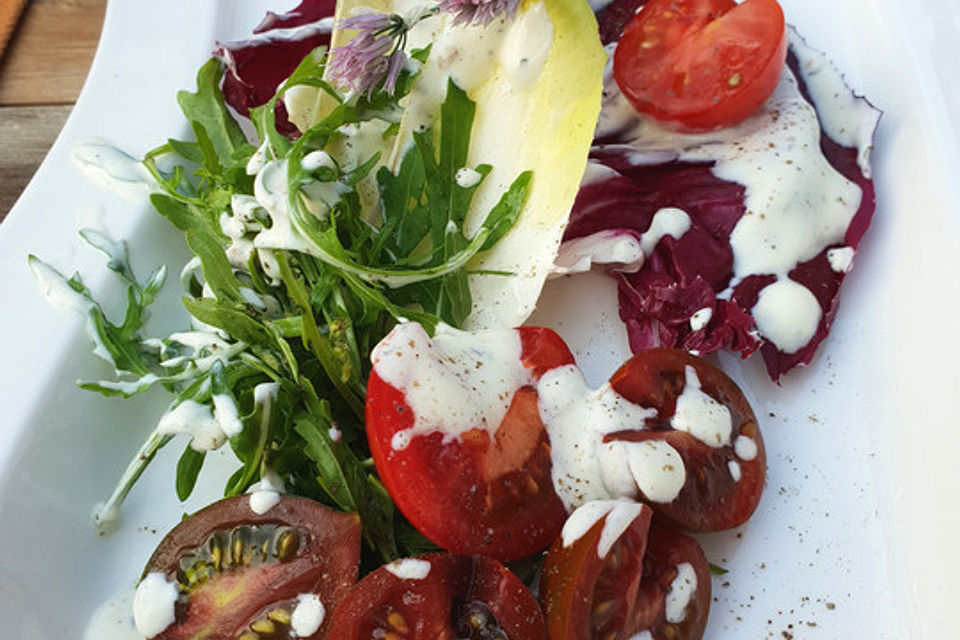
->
[[214, 0, 337, 137], [563, 0, 881, 381]]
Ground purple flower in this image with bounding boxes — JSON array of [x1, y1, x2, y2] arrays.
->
[[439, 0, 520, 26], [328, 12, 408, 97]]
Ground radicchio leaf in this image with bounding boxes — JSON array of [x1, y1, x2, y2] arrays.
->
[[567, 1, 880, 380], [214, 0, 337, 137]]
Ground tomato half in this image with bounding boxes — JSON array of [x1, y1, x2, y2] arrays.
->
[[631, 526, 712, 640], [326, 553, 547, 640], [607, 348, 765, 531], [613, 0, 787, 131], [540, 501, 653, 640], [366, 324, 574, 562], [140, 495, 361, 640], [540, 502, 711, 640]]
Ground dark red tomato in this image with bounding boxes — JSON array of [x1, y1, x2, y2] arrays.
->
[[607, 348, 765, 531], [326, 553, 547, 640], [613, 0, 787, 131], [631, 526, 712, 640], [366, 326, 574, 562], [540, 506, 711, 640], [540, 503, 653, 640], [142, 495, 361, 640]]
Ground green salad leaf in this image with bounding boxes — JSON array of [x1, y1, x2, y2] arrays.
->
[[31, 44, 532, 564]]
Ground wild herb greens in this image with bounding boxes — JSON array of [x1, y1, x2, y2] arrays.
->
[[31, 45, 531, 565]]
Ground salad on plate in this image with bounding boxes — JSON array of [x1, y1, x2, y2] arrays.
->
[[28, 0, 880, 638]]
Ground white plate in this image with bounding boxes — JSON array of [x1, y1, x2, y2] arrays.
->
[[1, 1, 958, 639]]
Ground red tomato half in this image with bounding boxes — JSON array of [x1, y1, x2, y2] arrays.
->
[[366, 325, 574, 561], [142, 495, 361, 640], [326, 553, 547, 640], [608, 348, 765, 531], [613, 0, 787, 131], [540, 504, 711, 640]]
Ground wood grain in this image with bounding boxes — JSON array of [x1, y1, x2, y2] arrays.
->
[[0, 104, 72, 219], [0, 0, 106, 105], [0, 0, 105, 221]]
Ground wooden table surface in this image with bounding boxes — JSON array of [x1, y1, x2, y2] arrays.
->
[[0, 0, 106, 222]]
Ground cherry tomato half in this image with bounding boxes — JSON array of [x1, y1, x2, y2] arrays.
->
[[613, 0, 787, 131], [540, 501, 711, 640], [141, 495, 361, 640], [326, 553, 547, 640], [366, 324, 574, 562], [607, 348, 765, 531]]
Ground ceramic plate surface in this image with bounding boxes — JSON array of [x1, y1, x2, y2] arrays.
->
[[1, 1, 958, 639]]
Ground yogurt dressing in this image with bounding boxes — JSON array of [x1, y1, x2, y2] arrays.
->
[[665, 562, 698, 624], [561, 499, 647, 557], [371, 323, 532, 449], [536, 364, 686, 510]]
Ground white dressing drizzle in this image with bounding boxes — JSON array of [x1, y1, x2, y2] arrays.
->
[[536, 365, 682, 510], [290, 593, 326, 638], [455, 166, 483, 188], [29, 258, 114, 365], [600, 439, 686, 504], [561, 500, 647, 558], [665, 563, 698, 624], [639, 208, 691, 255], [728, 459, 742, 482], [371, 323, 531, 449], [689, 307, 713, 331], [132, 573, 178, 638], [670, 365, 733, 447], [384, 558, 432, 580], [212, 394, 243, 438], [788, 31, 879, 176], [751, 278, 822, 354], [157, 400, 225, 452], [827, 246, 855, 273], [83, 589, 141, 640], [248, 468, 285, 515], [71, 141, 154, 201], [734, 435, 758, 461]]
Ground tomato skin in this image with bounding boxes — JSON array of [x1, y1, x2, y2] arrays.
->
[[143, 495, 361, 640], [326, 553, 547, 640], [608, 348, 765, 531], [540, 504, 653, 640], [613, 0, 787, 131], [365, 325, 574, 562]]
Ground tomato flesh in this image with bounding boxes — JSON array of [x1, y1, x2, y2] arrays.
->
[[613, 0, 787, 131], [326, 553, 547, 640], [540, 503, 653, 640], [365, 324, 574, 562], [142, 495, 361, 640], [607, 348, 766, 531], [540, 503, 711, 640]]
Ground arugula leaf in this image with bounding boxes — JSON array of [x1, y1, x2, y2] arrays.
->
[[177, 58, 248, 165], [176, 446, 206, 501], [185, 228, 243, 304], [295, 410, 398, 562]]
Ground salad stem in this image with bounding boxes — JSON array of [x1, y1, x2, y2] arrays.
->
[[92, 429, 172, 535]]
